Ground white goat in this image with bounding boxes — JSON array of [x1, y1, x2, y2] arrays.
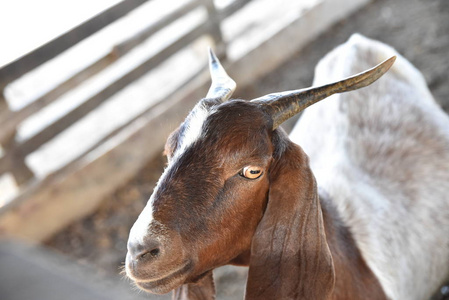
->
[[290, 33, 449, 300]]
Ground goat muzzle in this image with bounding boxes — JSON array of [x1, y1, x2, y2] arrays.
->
[[125, 227, 193, 294]]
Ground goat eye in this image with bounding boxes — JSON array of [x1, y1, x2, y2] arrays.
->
[[240, 166, 263, 179]]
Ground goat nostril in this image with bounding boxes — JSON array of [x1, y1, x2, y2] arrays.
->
[[128, 238, 162, 261], [140, 248, 160, 260], [149, 248, 160, 257]]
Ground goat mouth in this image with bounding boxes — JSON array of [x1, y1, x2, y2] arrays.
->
[[134, 260, 193, 294]]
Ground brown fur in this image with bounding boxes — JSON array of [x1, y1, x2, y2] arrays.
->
[[128, 101, 388, 299], [244, 131, 387, 300], [158, 101, 386, 299], [246, 140, 335, 299], [173, 272, 215, 300]]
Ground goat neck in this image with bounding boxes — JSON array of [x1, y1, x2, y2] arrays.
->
[[319, 189, 388, 300]]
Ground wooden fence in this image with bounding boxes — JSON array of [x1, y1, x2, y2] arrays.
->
[[0, 0, 252, 187]]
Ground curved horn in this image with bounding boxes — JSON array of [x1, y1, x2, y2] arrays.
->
[[252, 56, 396, 129], [206, 48, 236, 102]]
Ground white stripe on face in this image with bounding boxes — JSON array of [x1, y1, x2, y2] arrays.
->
[[175, 103, 210, 157], [129, 103, 211, 245], [129, 194, 155, 245]]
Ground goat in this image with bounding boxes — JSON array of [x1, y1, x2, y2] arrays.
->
[[125, 34, 449, 300]]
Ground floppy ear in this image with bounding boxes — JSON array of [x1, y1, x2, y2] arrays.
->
[[245, 141, 335, 300], [172, 272, 215, 300]]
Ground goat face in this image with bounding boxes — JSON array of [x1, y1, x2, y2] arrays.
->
[[125, 49, 395, 296], [126, 98, 275, 294]]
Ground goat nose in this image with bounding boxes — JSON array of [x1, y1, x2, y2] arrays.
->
[[127, 238, 162, 262]]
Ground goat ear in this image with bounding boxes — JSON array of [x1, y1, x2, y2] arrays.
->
[[172, 272, 215, 300], [245, 142, 335, 299]]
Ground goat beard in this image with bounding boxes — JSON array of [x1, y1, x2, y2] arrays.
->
[[172, 271, 215, 300]]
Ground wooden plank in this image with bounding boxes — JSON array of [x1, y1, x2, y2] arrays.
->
[[0, 94, 7, 108], [35, 67, 206, 181], [8, 155, 34, 186], [0, 154, 34, 186], [0, 0, 148, 89], [0, 94, 9, 126], [0, 129, 34, 183], [0, 0, 202, 146], [228, 0, 371, 87], [0, 70, 211, 242], [218, 0, 252, 19], [0, 54, 116, 145], [115, 0, 202, 54], [203, 0, 224, 48], [2, 21, 211, 162]]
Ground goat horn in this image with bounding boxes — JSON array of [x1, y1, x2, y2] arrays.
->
[[206, 48, 236, 102], [252, 56, 396, 129]]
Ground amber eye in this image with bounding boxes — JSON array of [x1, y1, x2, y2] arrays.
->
[[239, 166, 263, 179]]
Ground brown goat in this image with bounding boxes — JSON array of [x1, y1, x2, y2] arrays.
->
[[126, 35, 449, 299]]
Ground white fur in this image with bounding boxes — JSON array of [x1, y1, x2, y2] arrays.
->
[[129, 103, 210, 244], [176, 103, 210, 157], [129, 195, 155, 245], [290, 34, 449, 300]]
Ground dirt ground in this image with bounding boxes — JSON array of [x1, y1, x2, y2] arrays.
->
[[46, 0, 449, 299]]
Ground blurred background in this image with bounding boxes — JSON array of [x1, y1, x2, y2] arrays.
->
[[0, 0, 448, 299]]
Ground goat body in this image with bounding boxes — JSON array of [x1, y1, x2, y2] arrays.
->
[[125, 34, 449, 300], [290, 34, 449, 300]]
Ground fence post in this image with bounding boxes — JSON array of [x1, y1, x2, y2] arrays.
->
[[0, 93, 8, 119], [203, 0, 227, 59], [0, 92, 34, 186], [2, 130, 35, 186]]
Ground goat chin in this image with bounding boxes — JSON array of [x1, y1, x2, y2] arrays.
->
[[126, 34, 449, 300]]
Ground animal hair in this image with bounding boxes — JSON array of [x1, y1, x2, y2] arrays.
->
[[125, 34, 449, 300], [290, 34, 449, 300]]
